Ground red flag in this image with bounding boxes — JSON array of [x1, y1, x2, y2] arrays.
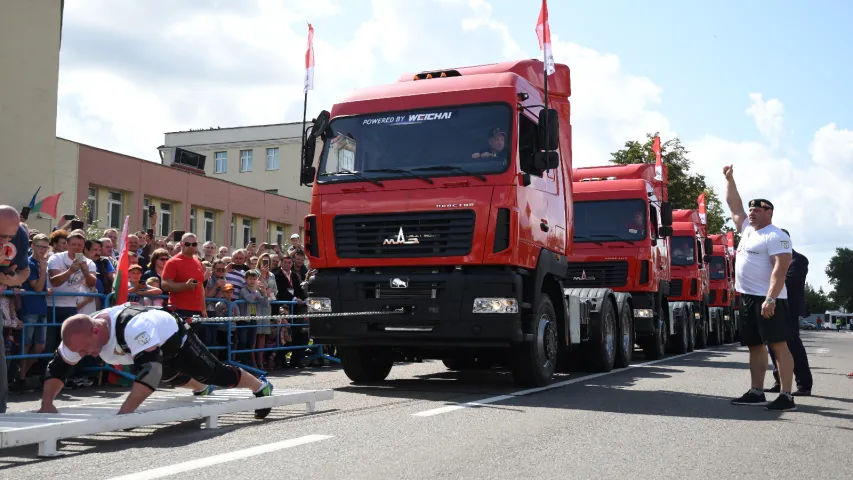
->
[[652, 136, 662, 181], [726, 230, 735, 254], [31, 192, 63, 218], [112, 216, 130, 305], [697, 192, 707, 225], [304, 23, 314, 93], [535, 0, 555, 76]]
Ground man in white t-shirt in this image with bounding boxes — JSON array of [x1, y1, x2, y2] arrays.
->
[[47, 231, 98, 348], [37, 303, 274, 417], [723, 164, 796, 412]]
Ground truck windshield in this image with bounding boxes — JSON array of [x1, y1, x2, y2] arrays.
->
[[671, 236, 696, 266], [316, 103, 512, 181], [710, 256, 726, 280], [573, 199, 647, 243]]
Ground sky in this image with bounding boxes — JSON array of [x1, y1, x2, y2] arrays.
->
[[55, 0, 853, 294]]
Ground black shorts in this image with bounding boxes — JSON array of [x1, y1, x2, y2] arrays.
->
[[738, 294, 792, 347], [161, 329, 241, 388]]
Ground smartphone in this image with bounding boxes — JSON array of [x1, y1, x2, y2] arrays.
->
[[74, 253, 85, 262], [148, 205, 156, 216], [20, 206, 30, 221], [63, 214, 75, 221], [261, 259, 270, 268], [250, 237, 257, 244], [71, 220, 84, 230], [147, 228, 155, 238], [173, 230, 185, 242]]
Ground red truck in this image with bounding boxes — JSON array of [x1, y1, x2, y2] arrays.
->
[[670, 209, 714, 350], [708, 234, 737, 343], [297, 59, 630, 387], [567, 164, 676, 362]]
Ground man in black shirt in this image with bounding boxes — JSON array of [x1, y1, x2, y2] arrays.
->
[[765, 229, 813, 395]]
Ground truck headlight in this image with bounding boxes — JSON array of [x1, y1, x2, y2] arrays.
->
[[724, 314, 730, 320], [306, 297, 332, 312], [633, 309, 653, 318], [694, 311, 701, 319], [473, 297, 518, 314]]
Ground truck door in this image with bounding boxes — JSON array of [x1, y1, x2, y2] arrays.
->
[[518, 109, 563, 253]]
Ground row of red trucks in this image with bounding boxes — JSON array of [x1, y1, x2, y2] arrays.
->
[[296, 58, 739, 387]]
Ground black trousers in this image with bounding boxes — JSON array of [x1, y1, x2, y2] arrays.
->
[[767, 307, 813, 391]]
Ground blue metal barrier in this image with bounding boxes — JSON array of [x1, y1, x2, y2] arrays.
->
[[2, 289, 340, 386]]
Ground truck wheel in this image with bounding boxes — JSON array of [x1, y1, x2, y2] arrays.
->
[[695, 306, 708, 349], [614, 301, 633, 369], [511, 294, 558, 387], [672, 304, 689, 354], [585, 297, 617, 372], [642, 305, 667, 360], [338, 346, 394, 383]]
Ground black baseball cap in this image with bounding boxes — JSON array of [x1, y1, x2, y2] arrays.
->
[[748, 198, 774, 210], [490, 128, 506, 138]]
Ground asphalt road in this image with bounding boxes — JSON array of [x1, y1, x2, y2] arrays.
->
[[2, 330, 853, 479]]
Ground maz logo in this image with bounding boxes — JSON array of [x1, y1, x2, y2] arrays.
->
[[383, 227, 420, 245], [572, 270, 596, 281]]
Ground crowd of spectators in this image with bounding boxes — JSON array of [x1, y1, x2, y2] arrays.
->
[[2, 209, 322, 401]]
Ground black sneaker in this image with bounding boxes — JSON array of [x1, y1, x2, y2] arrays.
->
[[764, 384, 780, 393], [253, 379, 274, 419], [731, 389, 768, 405], [765, 393, 797, 412], [791, 389, 811, 397]]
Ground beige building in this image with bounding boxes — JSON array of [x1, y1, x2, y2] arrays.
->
[[0, 0, 75, 234], [159, 123, 313, 203]]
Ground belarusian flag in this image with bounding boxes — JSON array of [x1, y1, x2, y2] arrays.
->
[[112, 215, 130, 305]]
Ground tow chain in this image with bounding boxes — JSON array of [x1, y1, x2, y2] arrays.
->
[[189, 308, 407, 323]]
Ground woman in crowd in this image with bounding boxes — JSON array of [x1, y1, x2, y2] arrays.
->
[[142, 248, 170, 283]]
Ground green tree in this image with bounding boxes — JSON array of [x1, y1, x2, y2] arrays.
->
[[804, 283, 833, 315], [609, 132, 728, 234], [826, 247, 853, 312]]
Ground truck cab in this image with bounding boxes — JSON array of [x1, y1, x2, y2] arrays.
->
[[567, 164, 674, 360], [298, 59, 625, 387]]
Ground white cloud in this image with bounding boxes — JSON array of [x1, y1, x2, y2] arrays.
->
[[56, 0, 849, 292], [745, 92, 784, 146]]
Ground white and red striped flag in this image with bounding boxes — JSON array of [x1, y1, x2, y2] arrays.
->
[[698, 192, 707, 225], [304, 23, 315, 93], [652, 136, 663, 181], [536, 0, 555, 76]]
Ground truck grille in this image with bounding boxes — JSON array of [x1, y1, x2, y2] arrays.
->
[[333, 210, 475, 258], [564, 261, 629, 287], [364, 280, 444, 300], [670, 279, 683, 297]]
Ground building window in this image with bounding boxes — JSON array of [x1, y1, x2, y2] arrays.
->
[[160, 202, 172, 238], [204, 211, 214, 243], [242, 218, 252, 246], [240, 150, 253, 172], [230, 218, 235, 247], [266, 148, 279, 170], [142, 198, 150, 231], [86, 188, 97, 224], [214, 151, 227, 173], [276, 225, 284, 246], [107, 191, 123, 229], [190, 208, 196, 234]]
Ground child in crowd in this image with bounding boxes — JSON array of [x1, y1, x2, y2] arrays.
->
[[238, 270, 269, 368]]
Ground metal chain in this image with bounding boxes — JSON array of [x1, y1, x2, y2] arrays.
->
[[189, 309, 406, 323]]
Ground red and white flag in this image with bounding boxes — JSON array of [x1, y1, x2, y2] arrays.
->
[[304, 23, 315, 93], [536, 0, 555, 76], [652, 136, 663, 181], [697, 192, 707, 225], [726, 230, 735, 255]]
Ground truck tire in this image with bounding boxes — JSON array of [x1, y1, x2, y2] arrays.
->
[[511, 293, 558, 387], [671, 303, 689, 355], [695, 305, 708, 349], [642, 304, 668, 360], [585, 297, 617, 372], [614, 300, 633, 369], [723, 308, 734, 343], [338, 346, 394, 383]]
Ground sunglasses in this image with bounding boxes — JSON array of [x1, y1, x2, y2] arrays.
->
[[184, 242, 198, 247]]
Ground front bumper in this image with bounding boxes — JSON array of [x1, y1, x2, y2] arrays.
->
[[306, 267, 524, 347]]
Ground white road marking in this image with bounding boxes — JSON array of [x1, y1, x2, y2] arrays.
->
[[815, 348, 830, 354], [412, 348, 724, 417], [104, 434, 334, 480]]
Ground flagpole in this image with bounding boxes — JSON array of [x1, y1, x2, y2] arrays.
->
[[301, 90, 308, 162]]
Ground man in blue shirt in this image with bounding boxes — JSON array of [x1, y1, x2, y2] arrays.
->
[[765, 229, 813, 395], [0, 205, 33, 413]]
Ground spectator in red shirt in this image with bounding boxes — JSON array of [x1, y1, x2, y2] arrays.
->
[[161, 233, 207, 327]]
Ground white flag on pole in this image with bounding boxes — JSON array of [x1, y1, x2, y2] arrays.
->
[[536, 0, 555, 76], [304, 23, 315, 93]]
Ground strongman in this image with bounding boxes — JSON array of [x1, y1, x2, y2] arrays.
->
[[37, 303, 274, 417]]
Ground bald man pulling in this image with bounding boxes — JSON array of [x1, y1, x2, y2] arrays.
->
[[38, 303, 274, 417]]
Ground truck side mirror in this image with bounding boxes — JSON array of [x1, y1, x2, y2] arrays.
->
[[299, 110, 331, 187], [533, 151, 559, 170], [703, 238, 713, 260], [703, 254, 712, 264], [658, 226, 673, 237], [538, 108, 560, 151], [661, 202, 673, 227]]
